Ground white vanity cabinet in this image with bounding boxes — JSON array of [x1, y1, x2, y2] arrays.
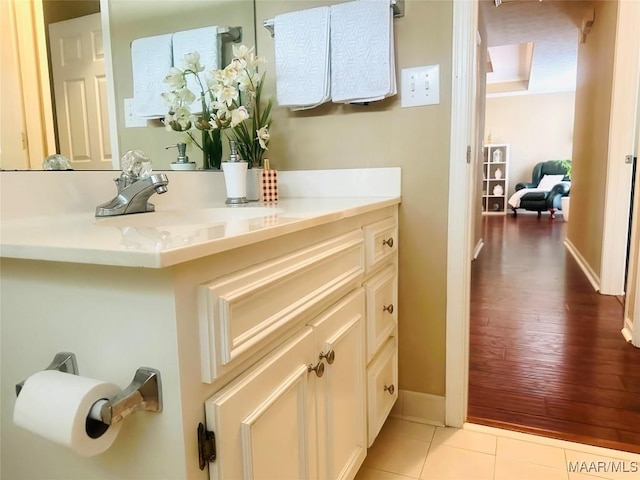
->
[[0, 199, 399, 480], [205, 290, 366, 480]]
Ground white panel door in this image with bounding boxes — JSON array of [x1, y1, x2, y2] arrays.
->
[[205, 328, 318, 480], [309, 289, 367, 480], [49, 13, 111, 169]]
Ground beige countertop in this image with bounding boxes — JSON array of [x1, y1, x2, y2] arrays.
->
[[0, 197, 400, 268]]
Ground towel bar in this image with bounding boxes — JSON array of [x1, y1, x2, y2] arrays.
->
[[263, 0, 404, 37]]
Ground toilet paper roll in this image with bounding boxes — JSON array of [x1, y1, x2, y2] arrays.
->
[[13, 370, 123, 456]]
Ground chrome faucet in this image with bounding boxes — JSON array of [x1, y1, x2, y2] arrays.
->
[[95, 172, 169, 217]]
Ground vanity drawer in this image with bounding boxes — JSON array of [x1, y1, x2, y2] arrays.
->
[[198, 230, 364, 383], [367, 337, 398, 446], [364, 265, 397, 362], [362, 217, 397, 273]]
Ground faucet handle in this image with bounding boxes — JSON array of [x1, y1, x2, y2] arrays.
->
[[121, 150, 152, 180]]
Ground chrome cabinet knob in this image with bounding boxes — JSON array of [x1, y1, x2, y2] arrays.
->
[[319, 350, 335, 365], [308, 361, 325, 378], [384, 384, 395, 395]]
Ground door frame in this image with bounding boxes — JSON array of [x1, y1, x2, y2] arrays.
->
[[445, 0, 477, 427], [599, 0, 640, 296]]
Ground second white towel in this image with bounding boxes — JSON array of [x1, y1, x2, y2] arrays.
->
[[330, 0, 397, 103], [274, 6, 330, 110]]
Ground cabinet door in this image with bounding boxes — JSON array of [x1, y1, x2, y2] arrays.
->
[[367, 337, 398, 446], [364, 266, 397, 362], [309, 289, 367, 480], [205, 328, 318, 480]]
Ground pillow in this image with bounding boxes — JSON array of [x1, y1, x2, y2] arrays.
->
[[537, 174, 565, 191]]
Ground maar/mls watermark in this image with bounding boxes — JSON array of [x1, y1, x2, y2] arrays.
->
[[568, 460, 639, 474]]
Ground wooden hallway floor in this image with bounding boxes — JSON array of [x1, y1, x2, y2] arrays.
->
[[468, 214, 640, 454]]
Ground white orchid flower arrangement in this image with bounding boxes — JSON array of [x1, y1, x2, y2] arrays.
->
[[162, 44, 272, 169]]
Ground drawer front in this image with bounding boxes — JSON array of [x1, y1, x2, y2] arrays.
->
[[199, 230, 364, 383], [366, 337, 398, 446], [363, 217, 397, 273], [364, 265, 397, 362]]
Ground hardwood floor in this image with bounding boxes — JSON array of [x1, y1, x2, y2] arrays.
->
[[468, 214, 640, 454]]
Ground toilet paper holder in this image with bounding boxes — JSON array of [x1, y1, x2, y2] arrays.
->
[[16, 352, 162, 425]]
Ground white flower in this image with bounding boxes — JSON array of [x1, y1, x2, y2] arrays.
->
[[232, 44, 253, 61], [163, 67, 186, 89], [222, 63, 241, 84], [230, 106, 249, 127], [183, 52, 204, 73], [161, 91, 179, 109], [256, 126, 270, 150], [238, 70, 260, 94], [175, 87, 196, 105], [165, 106, 192, 131], [248, 52, 266, 69], [213, 84, 239, 107]]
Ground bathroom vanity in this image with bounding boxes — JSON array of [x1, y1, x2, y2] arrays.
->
[[0, 169, 400, 480]]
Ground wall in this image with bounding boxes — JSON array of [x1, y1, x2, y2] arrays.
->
[[484, 91, 575, 195], [255, 0, 454, 396], [568, 0, 618, 280]]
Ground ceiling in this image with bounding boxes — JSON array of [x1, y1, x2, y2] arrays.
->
[[480, 0, 592, 96]]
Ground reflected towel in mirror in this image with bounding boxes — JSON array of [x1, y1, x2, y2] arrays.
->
[[132, 34, 173, 118]]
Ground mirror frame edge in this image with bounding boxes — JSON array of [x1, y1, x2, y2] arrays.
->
[[100, 0, 120, 169]]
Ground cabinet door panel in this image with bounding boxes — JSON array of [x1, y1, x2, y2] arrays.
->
[[205, 328, 318, 480], [363, 218, 397, 273], [310, 290, 366, 480], [364, 265, 397, 362], [367, 337, 398, 446]]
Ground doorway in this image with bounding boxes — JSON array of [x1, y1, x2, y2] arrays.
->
[[447, 2, 637, 454]]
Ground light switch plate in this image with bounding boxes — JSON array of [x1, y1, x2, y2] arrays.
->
[[401, 65, 440, 108], [124, 98, 148, 128]]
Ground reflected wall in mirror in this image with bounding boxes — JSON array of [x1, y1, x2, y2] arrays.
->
[[1, 0, 256, 171]]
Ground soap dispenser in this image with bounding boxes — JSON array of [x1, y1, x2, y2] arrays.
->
[[166, 143, 196, 170], [221, 140, 248, 205]]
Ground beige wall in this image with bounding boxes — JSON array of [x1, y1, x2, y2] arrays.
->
[[568, 0, 618, 279], [255, 0, 454, 396], [485, 92, 575, 196]]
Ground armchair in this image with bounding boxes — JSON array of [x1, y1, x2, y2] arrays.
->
[[511, 160, 571, 219]]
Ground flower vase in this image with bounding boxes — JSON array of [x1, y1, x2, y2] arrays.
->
[[202, 129, 222, 170], [222, 161, 249, 205], [246, 167, 263, 202]]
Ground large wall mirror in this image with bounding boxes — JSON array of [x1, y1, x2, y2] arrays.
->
[[2, 0, 256, 171]]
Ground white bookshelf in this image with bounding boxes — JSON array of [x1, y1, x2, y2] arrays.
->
[[482, 143, 510, 214]]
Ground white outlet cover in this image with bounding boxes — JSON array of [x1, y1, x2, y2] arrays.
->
[[124, 98, 148, 128], [401, 65, 440, 108]]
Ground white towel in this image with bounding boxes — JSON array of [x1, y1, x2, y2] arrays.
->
[[330, 0, 397, 104], [131, 33, 173, 118], [274, 7, 330, 110], [173, 26, 221, 113]]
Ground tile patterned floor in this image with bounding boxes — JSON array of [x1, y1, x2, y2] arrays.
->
[[355, 418, 640, 480]]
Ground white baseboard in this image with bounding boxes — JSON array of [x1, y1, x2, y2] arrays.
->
[[472, 239, 484, 261], [390, 390, 445, 426], [564, 238, 600, 292]]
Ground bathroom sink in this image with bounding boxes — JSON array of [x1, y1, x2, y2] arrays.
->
[[95, 206, 282, 229]]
